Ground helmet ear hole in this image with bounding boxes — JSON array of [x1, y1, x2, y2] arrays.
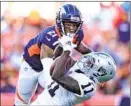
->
[[110, 71, 112, 75]]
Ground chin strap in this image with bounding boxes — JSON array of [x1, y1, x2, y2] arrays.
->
[[61, 22, 66, 35]]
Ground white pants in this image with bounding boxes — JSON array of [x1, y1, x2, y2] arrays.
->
[[14, 58, 53, 106]]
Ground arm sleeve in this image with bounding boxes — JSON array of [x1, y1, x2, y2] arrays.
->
[[68, 72, 96, 97]]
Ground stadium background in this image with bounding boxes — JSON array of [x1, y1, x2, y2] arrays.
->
[[1, 1, 130, 106]]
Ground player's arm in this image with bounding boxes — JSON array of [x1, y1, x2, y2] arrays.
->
[[53, 36, 93, 59], [53, 41, 93, 58], [75, 42, 93, 54], [51, 36, 95, 96], [40, 44, 54, 59], [51, 53, 96, 97], [52, 44, 63, 60], [51, 51, 81, 95], [51, 36, 82, 95]]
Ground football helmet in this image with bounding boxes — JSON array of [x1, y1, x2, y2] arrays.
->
[[77, 52, 116, 83], [56, 4, 83, 38]]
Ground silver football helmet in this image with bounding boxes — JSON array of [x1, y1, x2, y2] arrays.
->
[[77, 52, 116, 83]]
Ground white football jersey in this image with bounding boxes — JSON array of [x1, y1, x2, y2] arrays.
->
[[31, 62, 97, 106]]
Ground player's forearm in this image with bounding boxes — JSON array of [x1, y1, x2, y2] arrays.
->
[[40, 44, 54, 58], [52, 51, 70, 79], [53, 45, 63, 60], [75, 42, 93, 54], [53, 75, 81, 95]]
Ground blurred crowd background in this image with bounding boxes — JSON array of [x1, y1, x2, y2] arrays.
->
[[1, 1, 130, 106]]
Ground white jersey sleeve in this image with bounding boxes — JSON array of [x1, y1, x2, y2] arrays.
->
[[31, 61, 97, 106], [32, 72, 97, 106], [69, 71, 96, 98]]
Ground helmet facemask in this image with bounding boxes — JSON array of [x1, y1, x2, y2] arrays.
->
[[77, 54, 99, 83], [62, 19, 83, 38], [77, 52, 116, 84], [77, 54, 96, 75]]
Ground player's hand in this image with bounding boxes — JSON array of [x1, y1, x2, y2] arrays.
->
[[58, 35, 77, 52]]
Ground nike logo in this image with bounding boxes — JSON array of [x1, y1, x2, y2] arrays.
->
[[45, 36, 51, 41]]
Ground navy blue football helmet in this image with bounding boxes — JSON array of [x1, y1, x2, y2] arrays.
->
[[56, 4, 83, 37]]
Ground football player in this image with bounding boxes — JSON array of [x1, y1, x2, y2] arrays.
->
[[31, 37, 116, 106], [14, 4, 93, 106]]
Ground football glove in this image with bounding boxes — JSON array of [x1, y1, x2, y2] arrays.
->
[[58, 35, 77, 52]]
